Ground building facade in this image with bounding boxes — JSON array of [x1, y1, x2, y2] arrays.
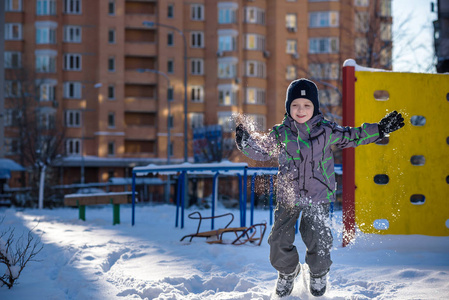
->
[[2, 0, 392, 188]]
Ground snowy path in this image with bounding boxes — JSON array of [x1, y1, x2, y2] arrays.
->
[[1, 205, 448, 299]]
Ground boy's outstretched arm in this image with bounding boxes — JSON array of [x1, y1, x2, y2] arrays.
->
[[378, 110, 405, 137], [235, 124, 276, 161]]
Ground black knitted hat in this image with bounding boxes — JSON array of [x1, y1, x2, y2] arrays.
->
[[285, 78, 320, 117]]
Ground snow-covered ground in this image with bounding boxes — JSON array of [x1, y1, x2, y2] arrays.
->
[[1, 203, 448, 299]]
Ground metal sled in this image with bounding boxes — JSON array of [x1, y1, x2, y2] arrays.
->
[[180, 211, 267, 246]]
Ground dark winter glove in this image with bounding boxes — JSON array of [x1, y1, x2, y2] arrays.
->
[[378, 110, 405, 137], [235, 124, 250, 150]]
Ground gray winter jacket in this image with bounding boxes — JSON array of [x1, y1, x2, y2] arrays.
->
[[239, 114, 381, 208]]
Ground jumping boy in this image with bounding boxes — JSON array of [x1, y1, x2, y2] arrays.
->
[[235, 78, 404, 297]]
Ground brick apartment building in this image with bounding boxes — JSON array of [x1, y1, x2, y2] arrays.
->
[[2, 0, 392, 190]]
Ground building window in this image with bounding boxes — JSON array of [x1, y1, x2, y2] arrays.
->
[[66, 139, 81, 156], [190, 85, 204, 102], [5, 139, 20, 155], [245, 34, 265, 51], [64, 0, 81, 14], [108, 142, 115, 156], [5, 81, 21, 98], [286, 39, 297, 54], [309, 12, 339, 28], [190, 112, 204, 129], [167, 86, 174, 100], [380, 23, 392, 41], [191, 58, 204, 75], [246, 61, 266, 78], [168, 115, 174, 128], [4, 52, 21, 68], [108, 85, 115, 99], [286, 66, 297, 80], [354, 0, 369, 6], [167, 4, 174, 18], [64, 26, 82, 42], [108, 0, 115, 15], [64, 54, 82, 71], [245, 88, 265, 105], [218, 3, 237, 24], [247, 114, 266, 132], [167, 32, 174, 46], [380, 0, 392, 17], [5, 23, 22, 40], [190, 32, 204, 48], [286, 14, 297, 32], [5, 0, 22, 11], [244, 7, 265, 25], [108, 29, 116, 43], [108, 57, 115, 72], [218, 58, 238, 78], [218, 84, 238, 106], [108, 112, 115, 128], [36, 22, 57, 44], [218, 29, 238, 52], [191, 4, 204, 21], [65, 110, 81, 127], [36, 0, 56, 15], [38, 110, 55, 130], [4, 109, 20, 127], [355, 12, 370, 33], [167, 59, 174, 74], [355, 37, 368, 58], [39, 83, 56, 102], [309, 63, 339, 80], [36, 50, 57, 72], [64, 82, 82, 99], [309, 37, 339, 54], [319, 89, 340, 106], [217, 112, 234, 133], [380, 48, 392, 67]]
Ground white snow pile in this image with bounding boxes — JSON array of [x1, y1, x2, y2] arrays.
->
[[0, 204, 448, 299]]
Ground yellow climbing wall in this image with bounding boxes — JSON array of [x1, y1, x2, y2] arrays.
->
[[354, 71, 449, 235]]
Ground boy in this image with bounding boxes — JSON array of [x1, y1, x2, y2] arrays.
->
[[235, 78, 404, 297]]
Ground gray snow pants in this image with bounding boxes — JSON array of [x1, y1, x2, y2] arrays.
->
[[268, 203, 333, 276]]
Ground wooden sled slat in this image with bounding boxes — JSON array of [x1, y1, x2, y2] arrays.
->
[[180, 211, 266, 246]]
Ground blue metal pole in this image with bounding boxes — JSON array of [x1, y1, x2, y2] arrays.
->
[[181, 171, 186, 229], [250, 173, 256, 227], [211, 172, 219, 230], [269, 175, 274, 225], [243, 167, 247, 227], [131, 172, 136, 226], [237, 173, 243, 227], [175, 173, 182, 228]]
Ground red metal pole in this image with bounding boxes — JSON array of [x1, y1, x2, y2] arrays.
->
[[342, 65, 356, 247]]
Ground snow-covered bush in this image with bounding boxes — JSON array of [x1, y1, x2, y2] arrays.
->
[[0, 217, 43, 289]]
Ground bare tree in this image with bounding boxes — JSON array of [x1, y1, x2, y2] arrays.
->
[[0, 217, 43, 289], [5, 65, 65, 207]]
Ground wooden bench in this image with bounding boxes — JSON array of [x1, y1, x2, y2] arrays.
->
[[180, 211, 267, 246], [64, 192, 134, 225]]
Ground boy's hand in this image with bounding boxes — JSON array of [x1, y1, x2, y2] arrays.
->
[[235, 124, 249, 150], [378, 111, 405, 137]]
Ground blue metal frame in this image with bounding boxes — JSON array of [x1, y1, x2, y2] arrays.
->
[[131, 163, 277, 228]]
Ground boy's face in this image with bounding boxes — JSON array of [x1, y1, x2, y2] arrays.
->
[[290, 98, 314, 124]]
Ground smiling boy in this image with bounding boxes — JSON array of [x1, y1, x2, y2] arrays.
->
[[235, 78, 404, 297]]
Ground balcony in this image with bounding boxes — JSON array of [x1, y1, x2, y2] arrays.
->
[[125, 14, 156, 29], [125, 42, 157, 56], [124, 97, 157, 112], [125, 125, 156, 140], [125, 69, 157, 84]]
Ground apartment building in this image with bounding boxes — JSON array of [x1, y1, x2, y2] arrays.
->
[[2, 0, 392, 188]]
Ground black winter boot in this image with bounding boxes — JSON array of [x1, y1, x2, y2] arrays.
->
[[309, 272, 327, 297], [275, 263, 301, 297]]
